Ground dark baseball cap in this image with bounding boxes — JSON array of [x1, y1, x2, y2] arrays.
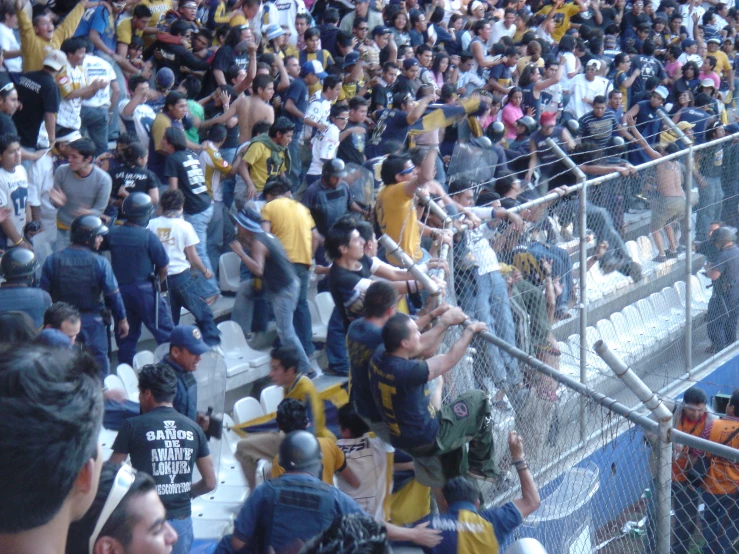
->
[[372, 25, 391, 36], [170, 324, 210, 355]]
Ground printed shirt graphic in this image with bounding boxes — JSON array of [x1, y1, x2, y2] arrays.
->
[[0, 165, 29, 245], [112, 406, 209, 519], [56, 64, 87, 130], [147, 216, 199, 275]]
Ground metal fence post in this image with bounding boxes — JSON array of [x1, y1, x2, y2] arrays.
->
[[685, 144, 694, 376], [656, 416, 673, 554]]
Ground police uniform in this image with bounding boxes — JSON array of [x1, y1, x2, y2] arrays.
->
[[0, 285, 51, 329], [162, 355, 199, 423], [214, 473, 363, 554], [707, 244, 739, 351], [40, 245, 126, 376], [105, 223, 174, 365]]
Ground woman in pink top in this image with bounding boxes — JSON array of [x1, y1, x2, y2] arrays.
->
[[432, 52, 454, 89], [501, 87, 524, 139], [699, 56, 721, 89]]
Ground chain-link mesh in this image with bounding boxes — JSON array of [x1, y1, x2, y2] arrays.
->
[[402, 129, 739, 554]]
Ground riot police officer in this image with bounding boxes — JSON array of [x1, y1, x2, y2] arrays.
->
[[40, 215, 129, 376], [0, 247, 51, 328], [706, 227, 739, 352], [104, 192, 174, 365]]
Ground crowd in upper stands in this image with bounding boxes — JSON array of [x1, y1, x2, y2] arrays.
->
[[3, 0, 739, 550]]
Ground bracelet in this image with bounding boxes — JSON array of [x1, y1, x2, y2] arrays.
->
[[515, 463, 529, 471], [13, 237, 23, 246], [512, 458, 527, 468]]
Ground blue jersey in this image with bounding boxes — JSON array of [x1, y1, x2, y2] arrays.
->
[[346, 317, 383, 423]]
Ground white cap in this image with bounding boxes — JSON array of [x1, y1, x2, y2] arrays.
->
[[586, 59, 601, 70], [43, 49, 67, 71]]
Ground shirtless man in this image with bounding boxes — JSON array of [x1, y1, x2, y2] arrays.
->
[[201, 70, 277, 144], [631, 124, 687, 260]]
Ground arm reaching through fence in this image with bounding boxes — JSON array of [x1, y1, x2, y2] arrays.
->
[[508, 431, 542, 519]]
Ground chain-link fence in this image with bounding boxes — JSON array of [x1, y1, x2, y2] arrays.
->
[[379, 125, 739, 553]]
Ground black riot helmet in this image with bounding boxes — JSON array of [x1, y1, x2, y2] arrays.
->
[[121, 192, 155, 226], [516, 116, 537, 137], [279, 430, 323, 477], [712, 227, 736, 250], [0, 247, 38, 280], [485, 120, 506, 143], [70, 215, 109, 249], [322, 158, 348, 180]]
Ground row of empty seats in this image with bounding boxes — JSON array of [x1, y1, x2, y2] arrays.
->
[[232, 386, 284, 424]]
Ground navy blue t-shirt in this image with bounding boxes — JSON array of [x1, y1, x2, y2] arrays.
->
[[488, 64, 513, 89], [283, 78, 309, 136], [366, 109, 410, 159], [346, 317, 383, 423], [369, 349, 437, 448]]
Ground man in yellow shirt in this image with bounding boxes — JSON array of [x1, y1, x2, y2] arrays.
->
[[536, 0, 586, 42], [706, 37, 734, 93], [235, 346, 334, 490], [116, 4, 151, 60], [271, 398, 359, 488], [140, 0, 172, 45], [375, 153, 424, 265], [234, 116, 294, 198], [262, 175, 320, 363], [16, 0, 102, 72]]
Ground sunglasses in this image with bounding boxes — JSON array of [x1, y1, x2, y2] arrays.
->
[[88, 465, 137, 554], [399, 163, 416, 175]]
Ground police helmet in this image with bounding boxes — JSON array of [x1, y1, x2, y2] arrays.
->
[[608, 135, 626, 155], [485, 120, 506, 143], [711, 226, 736, 249], [564, 118, 580, 137], [516, 116, 537, 137], [322, 158, 348, 179], [121, 192, 154, 226], [70, 215, 109, 248], [279, 430, 323, 477], [0, 247, 38, 280], [470, 135, 493, 149]]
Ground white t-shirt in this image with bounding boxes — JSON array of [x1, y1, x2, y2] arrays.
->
[[0, 23, 21, 73], [336, 434, 393, 522], [82, 54, 115, 109], [0, 165, 29, 245], [559, 51, 578, 93], [118, 99, 157, 146], [147, 215, 199, 275], [490, 20, 516, 44], [57, 64, 87, 130], [273, 0, 307, 46], [304, 92, 331, 142], [307, 123, 340, 175], [565, 74, 609, 119]]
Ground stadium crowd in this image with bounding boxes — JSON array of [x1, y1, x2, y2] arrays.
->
[[2, 0, 739, 550]]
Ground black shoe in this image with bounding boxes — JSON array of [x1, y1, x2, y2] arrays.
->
[[653, 254, 667, 264], [666, 250, 678, 259]]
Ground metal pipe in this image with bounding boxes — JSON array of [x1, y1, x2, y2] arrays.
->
[[416, 192, 451, 223], [657, 108, 693, 146], [685, 145, 694, 375], [594, 341, 672, 420], [376, 234, 441, 297]]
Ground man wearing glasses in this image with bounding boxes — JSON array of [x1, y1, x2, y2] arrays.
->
[[0, 345, 104, 554], [110, 363, 216, 554]]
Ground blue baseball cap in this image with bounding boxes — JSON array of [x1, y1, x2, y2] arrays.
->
[[301, 60, 328, 79], [343, 51, 360, 68], [233, 207, 264, 234], [170, 325, 210, 355]]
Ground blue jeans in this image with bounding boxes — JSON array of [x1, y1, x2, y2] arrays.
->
[[458, 270, 520, 389], [116, 281, 174, 365], [526, 241, 573, 312], [232, 278, 311, 373], [696, 176, 724, 241], [293, 263, 314, 357], [167, 270, 220, 346], [702, 491, 739, 554], [168, 516, 193, 554], [557, 198, 628, 258], [287, 139, 302, 192], [184, 206, 221, 298], [220, 147, 238, 209], [206, 202, 235, 278], [80, 312, 110, 378], [80, 105, 109, 156], [326, 307, 349, 375]]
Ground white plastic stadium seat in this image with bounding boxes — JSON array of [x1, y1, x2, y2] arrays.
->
[[610, 312, 645, 359], [635, 299, 670, 341], [622, 305, 657, 352], [193, 518, 231, 541], [596, 319, 637, 365], [219, 252, 242, 293], [315, 292, 335, 326], [116, 364, 140, 402], [309, 299, 327, 342], [260, 385, 284, 415], [132, 350, 155, 370], [217, 321, 270, 377], [648, 292, 682, 334], [154, 342, 170, 361], [104, 374, 126, 396], [233, 396, 264, 424]]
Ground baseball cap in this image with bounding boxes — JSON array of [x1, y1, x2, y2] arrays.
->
[[540, 111, 557, 126], [586, 59, 601, 70], [403, 57, 419, 70], [155, 67, 175, 90], [233, 206, 264, 234], [264, 23, 286, 41], [180, 0, 197, 7], [707, 37, 721, 44], [343, 51, 360, 68], [43, 49, 67, 71], [681, 38, 697, 49], [170, 324, 210, 355], [300, 59, 328, 79], [372, 25, 391, 36], [700, 78, 716, 88], [654, 85, 669, 99]]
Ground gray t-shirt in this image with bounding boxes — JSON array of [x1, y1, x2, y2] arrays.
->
[[54, 164, 112, 228]]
